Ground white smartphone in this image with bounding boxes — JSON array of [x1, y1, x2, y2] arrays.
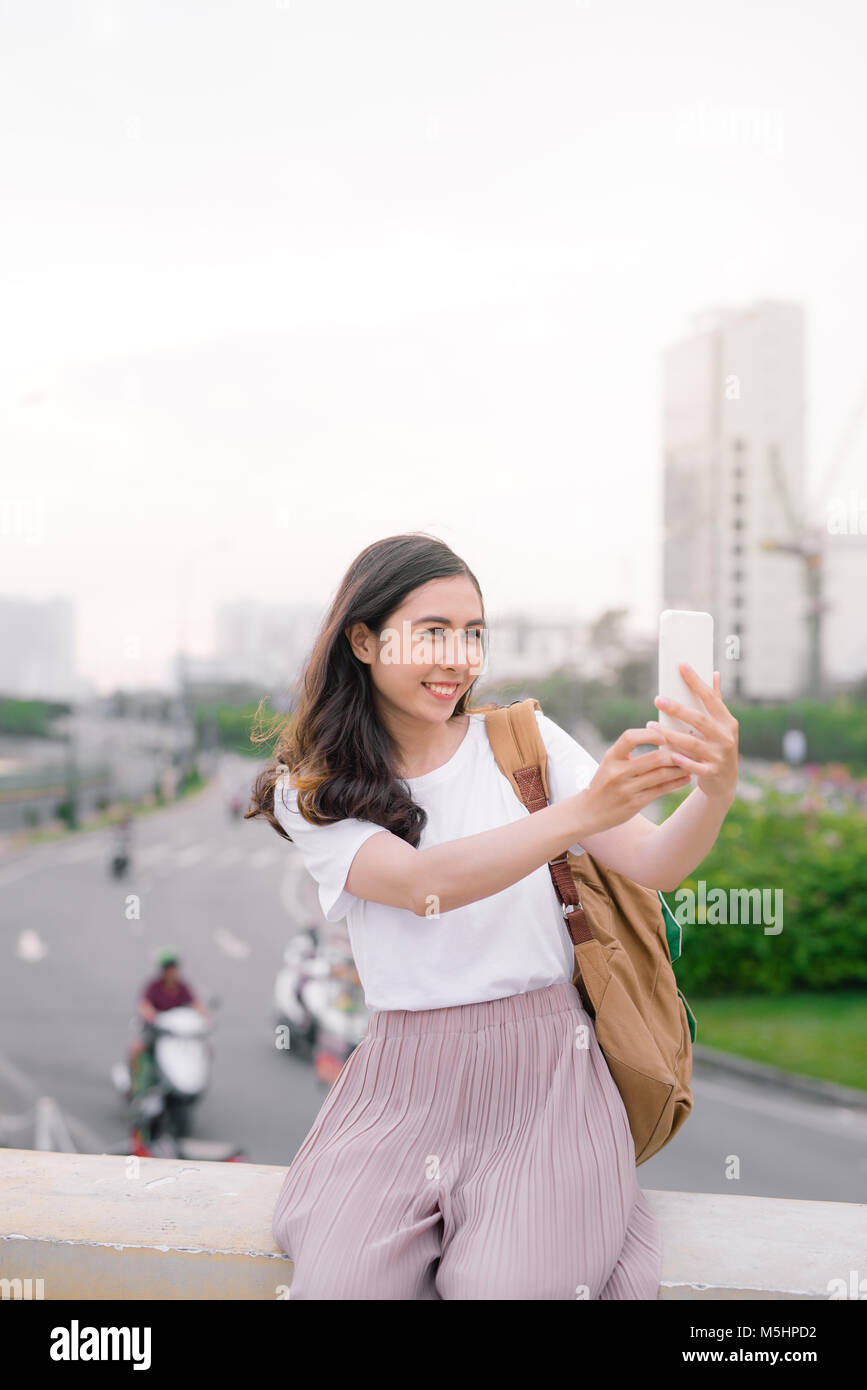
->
[[658, 610, 714, 736]]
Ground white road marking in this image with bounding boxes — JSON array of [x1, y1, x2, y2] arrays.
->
[[0, 1052, 108, 1153], [213, 927, 251, 960], [59, 841, 102, 864], [138, 843, 171, 865], [174, 842, 213, 868], [17, 929, 48, 962], [35, 1095, 76, 1151], [0, 1051, 38, 1093]]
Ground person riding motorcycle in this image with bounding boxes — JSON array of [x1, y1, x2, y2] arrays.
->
[[128, 949, 209, 1095], [110, 811, 133, 877]]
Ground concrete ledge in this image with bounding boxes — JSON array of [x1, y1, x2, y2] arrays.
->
[[648, 1188, 867, 1299], [1, 1149, 864, 1300], [0, 1148, 291, 1300]]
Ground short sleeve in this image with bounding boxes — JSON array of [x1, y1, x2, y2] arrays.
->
[[274, 773, 388, 923], [534, 710, 600, 856]]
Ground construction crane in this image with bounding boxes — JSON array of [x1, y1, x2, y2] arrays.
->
[[762, 372, 867, 700]]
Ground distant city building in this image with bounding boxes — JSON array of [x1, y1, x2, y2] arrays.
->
[[481, 615, 578, 683], [180, 600, 324, 695], [662, 299, 808, 700], [0, 596, 83, 700], [480, 613, 618, 684], [179, 604, 613, 693]]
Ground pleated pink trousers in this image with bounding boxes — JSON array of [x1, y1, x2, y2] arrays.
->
[[272, 980, 662, 1300]]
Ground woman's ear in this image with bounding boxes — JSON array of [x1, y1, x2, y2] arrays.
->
[[345, 621, 375, 664]]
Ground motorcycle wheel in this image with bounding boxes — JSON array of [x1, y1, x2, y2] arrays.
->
[[287, 1019, 316, 1059], [166, 1095, 193, 1140]]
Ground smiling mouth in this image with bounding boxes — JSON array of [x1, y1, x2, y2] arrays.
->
[[422, 682, 460, 699]]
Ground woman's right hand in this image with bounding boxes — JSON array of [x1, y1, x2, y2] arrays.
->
[[574, 728, 692, 836]]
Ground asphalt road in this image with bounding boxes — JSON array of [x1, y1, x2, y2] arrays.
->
[[1, 772, 865, 1201], [0, 768, 327, 1167]]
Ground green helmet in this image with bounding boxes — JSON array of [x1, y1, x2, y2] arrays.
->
[[155, 947, 180, 969]]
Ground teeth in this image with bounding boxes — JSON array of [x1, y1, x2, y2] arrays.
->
[[424, 683, 458, 695]]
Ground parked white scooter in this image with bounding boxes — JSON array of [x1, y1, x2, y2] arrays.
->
[[273, 930, 327, 1057], [273, 931, 368, 1081], [303, 970, 369, 1088]]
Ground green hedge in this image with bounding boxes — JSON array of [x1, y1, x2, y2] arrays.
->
[[190, 702, 275, 758], [0, 697, 72, 737], [728, 699, 867, 769], [588, 696, 867, 771], [660, 791, 867, 997], [503, 674, 867, 774]]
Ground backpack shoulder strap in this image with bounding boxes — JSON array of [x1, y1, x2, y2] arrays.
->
[[484, 698, 593, 946], [484, 698, 550, 805]]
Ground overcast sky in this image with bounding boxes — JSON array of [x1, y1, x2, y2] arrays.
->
[[2, 0, 866, 691]]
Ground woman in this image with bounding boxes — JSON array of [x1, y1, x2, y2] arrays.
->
[[247, 532, 739, 1300]]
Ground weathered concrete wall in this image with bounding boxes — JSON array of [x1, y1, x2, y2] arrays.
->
[[1, 1149, 864, 1300]]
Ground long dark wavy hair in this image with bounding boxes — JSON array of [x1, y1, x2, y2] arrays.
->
[[245, 532, 496, 848]]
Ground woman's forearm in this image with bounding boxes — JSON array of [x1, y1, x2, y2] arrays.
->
[[631, 785, 734, 892], [412, 796, 587, 915]]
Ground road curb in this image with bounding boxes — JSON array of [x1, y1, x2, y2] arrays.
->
[[691, 1042, 867, 1110]]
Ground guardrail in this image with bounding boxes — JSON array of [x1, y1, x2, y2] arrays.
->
[[1, 1148, 865, 1300]]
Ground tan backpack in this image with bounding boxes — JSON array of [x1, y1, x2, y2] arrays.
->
[[484, 697, 696, 1166]]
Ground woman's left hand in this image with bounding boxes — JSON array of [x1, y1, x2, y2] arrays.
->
[[649, 666, 739, 804]]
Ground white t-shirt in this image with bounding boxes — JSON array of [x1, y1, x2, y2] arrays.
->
[[274, 708, 600, 1012]]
